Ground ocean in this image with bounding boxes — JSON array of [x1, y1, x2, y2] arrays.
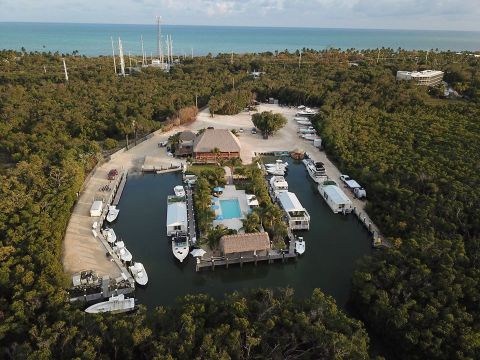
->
[[0, 22, 479, 56]]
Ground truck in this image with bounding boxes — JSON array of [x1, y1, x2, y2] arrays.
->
[[340, 175, 367, 199]]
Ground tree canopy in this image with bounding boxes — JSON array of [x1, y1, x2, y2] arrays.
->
[[252, 111, 287, 138]]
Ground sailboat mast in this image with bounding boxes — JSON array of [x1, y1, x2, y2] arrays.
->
[[118, 38, 125, 76], [141, 35, 145, 65], [111, 36, 117, 74]]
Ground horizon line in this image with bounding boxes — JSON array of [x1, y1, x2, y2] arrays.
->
[[1, 20, 479, 33]]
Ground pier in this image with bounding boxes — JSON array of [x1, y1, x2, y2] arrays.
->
[[112, 171, 128, 206], [185, 187, 197, 245]]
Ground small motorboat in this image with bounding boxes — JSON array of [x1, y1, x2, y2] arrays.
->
[[266, 167, 285, 176], [106, 205, 120, 223], [114, 241, 132, 262], [103, 227, 117, 243], [129, 262, 148, 286], [294, 116, 310, 122], [85, 294, 135, 314], [297, 120, 312, 126], [265, 159, 288, 169], [172, 233, 189, 263], [174, 185, 186, 197], [295, 237, 306, 255]]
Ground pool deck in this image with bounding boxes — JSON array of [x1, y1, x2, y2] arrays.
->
[[212, 185, 249, 231]]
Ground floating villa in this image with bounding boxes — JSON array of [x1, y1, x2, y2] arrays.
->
[[318, 181, 353, 214], [277, 191, 310, 230], [166, 196, 187, 236]]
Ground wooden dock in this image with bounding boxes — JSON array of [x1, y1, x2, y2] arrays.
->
[[185, 187, 197, 245], [112, 171, 128, 206]]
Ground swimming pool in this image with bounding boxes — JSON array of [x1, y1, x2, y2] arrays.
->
[[220, 199, 242, 219]]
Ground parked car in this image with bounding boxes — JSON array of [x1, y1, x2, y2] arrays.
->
[[107, 169, 118, 180], [340, 174, 351, 183], [158, 140, 168, 147], [238, 128, 244, 133], [251, 127, 257, 134]]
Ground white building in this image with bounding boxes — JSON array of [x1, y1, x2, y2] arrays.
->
[[396, 70, 444, 86], [277, 191, 310, 230], [166, 199, 187, 236], [90, 200, 103, 217], [318, 184, 353, 214]]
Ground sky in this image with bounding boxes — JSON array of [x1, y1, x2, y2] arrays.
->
[[1, 0, 479, 31]]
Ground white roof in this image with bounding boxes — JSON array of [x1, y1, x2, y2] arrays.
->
[[323, 185, 352, 205], [345, 179, 361, 189], [167, 202, 187, 227], [278, 192, 305, 212], [398, 70, 443, 78]]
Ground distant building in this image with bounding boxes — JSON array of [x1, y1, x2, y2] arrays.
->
[[175, 130, 196, 156], [396, 70, 444, 86], [193, 129, 241, 161], [219, 232, 270, 258]]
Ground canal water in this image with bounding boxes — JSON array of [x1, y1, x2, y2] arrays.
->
[[113, 160, 372, 308]]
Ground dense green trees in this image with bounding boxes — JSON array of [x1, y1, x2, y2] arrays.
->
[[252, 111, 287, 138], [208, 89, 253, 116], [1, 48, 480, 358]]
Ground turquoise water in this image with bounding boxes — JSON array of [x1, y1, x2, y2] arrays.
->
[[0, 22, 479, 55], [220, 199, 242, 219]]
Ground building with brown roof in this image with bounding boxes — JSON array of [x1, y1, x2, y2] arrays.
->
[[175, 131, 197, 156], [219, 232, 270, 258], [193, 129, 241, 161]]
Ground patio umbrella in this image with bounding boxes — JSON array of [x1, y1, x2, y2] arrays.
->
[[190, 248, 207, 257], [213, 187, 224, 192], [211, 205, 219, 210]]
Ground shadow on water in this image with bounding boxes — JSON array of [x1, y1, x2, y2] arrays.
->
[[113, 160, 372, 308]]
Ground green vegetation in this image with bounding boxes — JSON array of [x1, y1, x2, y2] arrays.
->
[[1, 48, 480, 358], [252, 111, 287, 138], [208, 89, 254, 116]]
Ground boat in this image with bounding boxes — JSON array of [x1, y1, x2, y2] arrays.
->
[[266, 167, 285, 176], [297, 120, 312, 126], [298, 127, 316, 134], [303, 159, 328, 183], [172, 233, 189, 262], [103, 227, 117, 243], [85, 294, 135, 314], [174, 185, 186, 197], [265, 159, 288, 171], [301, 134, 320, 141], [269, 176, 288, 198], [114, 241, 133, 262], [294, 116, 310, 122], [296, 107, 318, 116], [106, 205, 120, 222], [318, 181, 353, 214], [295, 237, 306, 255], [129, 262, 148, 286]]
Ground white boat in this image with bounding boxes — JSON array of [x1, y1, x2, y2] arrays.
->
[[303, 159, 328, 183], [106, 205, 120, 222], [114, 241, 133, 262], [174, 185, 186, 197], [265, 159, 288, 170], [129, 262, 148, 286], [296, 108, 318, 116], [172, 233, 189, 263], [85, 294, 135, 314], [318, 181, 353, 214], [298, 127, 316, 134], [302, 134, 320, 141], [295, 116, 310, 122], [103, 227, 117, 243], [297, 120, 312, 126], [295, 237, 306, 255], [266, 167, 285, 176], [297, 105, 306, 110], [270, 176, 288, 198]]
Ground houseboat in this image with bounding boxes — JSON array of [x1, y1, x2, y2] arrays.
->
[[318, 181, 353, 214], [166, 196, 187, 236], [277, 191, 310, 230], [303, 159, 328, 184], [269, 176, 289, 199]]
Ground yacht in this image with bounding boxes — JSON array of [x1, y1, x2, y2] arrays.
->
[[172, 233, 189, 263], [296, 107, 318, 116], [266, 166, 285, 176], [103, 227, 117, 243], [129, 262, 148, 286], [174, 185, 186, 197], [303, 159, 328, 183], [106, 205, 120, 223], [295, 237, 306, 255], [265, 159, 288, 171], [85, 294, 135, 314], [113, 241, 133, 262], [298, 127, 316, 134], [269, 176, 288, 198], [295, 116, 310, 122]]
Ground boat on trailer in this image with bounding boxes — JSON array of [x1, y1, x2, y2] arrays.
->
[[85, 294, 135, 314]]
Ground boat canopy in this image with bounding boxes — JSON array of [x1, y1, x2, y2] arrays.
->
[[167, 202, 187, 227], [323, 185, 352, 205], [277, 191, 305, 212]]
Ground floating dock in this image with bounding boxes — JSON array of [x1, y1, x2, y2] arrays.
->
[[185, 187, 197, 245], [112, 171, 128, 206]]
